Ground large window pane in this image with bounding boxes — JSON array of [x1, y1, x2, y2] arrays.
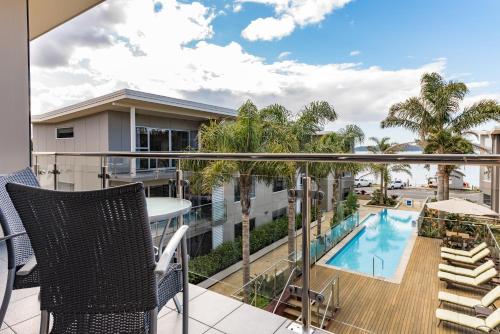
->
[[150, 129, 169, 168], [171, 130, 189, 151], [136, 127, 148, 149]]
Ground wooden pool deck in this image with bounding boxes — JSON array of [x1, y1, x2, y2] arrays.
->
[[305, 237, 487, 334]]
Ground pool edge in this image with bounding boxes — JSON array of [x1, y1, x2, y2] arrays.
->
[[316, 210, 419, 284]]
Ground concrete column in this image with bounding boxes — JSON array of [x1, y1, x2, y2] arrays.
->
[[130, 107, 136, 175], [0, 0, 30, 174]]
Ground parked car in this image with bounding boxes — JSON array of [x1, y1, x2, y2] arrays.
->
[[389, 180, 404, 189], [355, 178, 371, 187]]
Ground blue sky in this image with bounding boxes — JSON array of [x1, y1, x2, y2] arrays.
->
[[30, 0, 500, 143]]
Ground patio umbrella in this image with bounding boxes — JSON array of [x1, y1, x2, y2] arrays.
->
[[426, 198, 499, 217]]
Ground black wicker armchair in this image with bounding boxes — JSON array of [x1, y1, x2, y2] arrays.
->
[[6, 182, 189, 334], [0, 168, 41, 325]]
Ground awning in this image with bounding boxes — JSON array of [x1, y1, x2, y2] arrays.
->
[[426, 198, 499, 217], [29, 0, 105, 40]]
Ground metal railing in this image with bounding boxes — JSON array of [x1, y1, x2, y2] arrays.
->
[[30, 150, 500, 334]]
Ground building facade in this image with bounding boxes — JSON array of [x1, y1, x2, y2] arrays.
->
[[32, 89, 354, 256]]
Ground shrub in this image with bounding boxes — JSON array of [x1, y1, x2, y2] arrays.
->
[[189, 215, 302, 284], [367, 189, 397, 206], [344, 192, 359, 217]]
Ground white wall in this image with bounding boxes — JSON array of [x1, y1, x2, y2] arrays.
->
[[0, 1, 30, 173]]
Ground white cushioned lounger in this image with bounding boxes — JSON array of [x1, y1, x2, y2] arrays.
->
[[438, 285, 500, 309], [441, 242, 487, 257], [436, 307, 500, 332], [441, 248, 490, 265], [438, 268, 497, 288], [439, 260, 495, 278]]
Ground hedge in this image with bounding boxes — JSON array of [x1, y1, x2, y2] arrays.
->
[[189, 214, 303, 284]]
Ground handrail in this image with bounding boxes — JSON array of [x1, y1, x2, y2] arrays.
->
[[32, 151, 500, 166], [272, 267, 297, 314], [320, 287, 334, 329], [372, 255, 384, 277]]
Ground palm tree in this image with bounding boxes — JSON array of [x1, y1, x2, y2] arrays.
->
[[381, 72, 500, 200], [367, 137, 411, 205], [270, 102, 338, 262], [318, 125, 364, 223], [194, 100, 298, 301]]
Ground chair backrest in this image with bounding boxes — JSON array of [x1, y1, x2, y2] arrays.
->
[[473, 260, 495, 277], [472, 248, 491, 263], [485, 308, 500, 330], [0, 168, 39, 269], [469, 242, 488, 256], [474, 268, 497, 285], [481, 285, 500, 307], [6, 182, 158, 316]]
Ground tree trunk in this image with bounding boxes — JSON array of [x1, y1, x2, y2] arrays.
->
[[239, 175, 252, 303], [316, 195, 323, 237], [332, 171, 339, 221], [437, 165, 445, 201], [443, 170, 450, 200], [384, 166, 388, 200], [287, 191, 296, 271], [379, 169, 384, 205]]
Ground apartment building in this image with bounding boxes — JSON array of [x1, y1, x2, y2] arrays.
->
[[478, 129, 500, 211]]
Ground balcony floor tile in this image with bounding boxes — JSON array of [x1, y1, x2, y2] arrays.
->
[[158, 311, 209, 334], [3, 293, 40, 327], [214, 303, 287, 334], [188, 290, 242, 327]]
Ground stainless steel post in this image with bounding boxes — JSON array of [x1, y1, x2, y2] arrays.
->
[[301, 175, 311, 334], [100, 156, 108, 189], [53, 155, 58, 190], [176, 160, 188, 334]]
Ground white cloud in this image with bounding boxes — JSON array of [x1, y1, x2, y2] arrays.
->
[[350, 50, 361, 56], [242, 16, 295, 41], [233, 3, 243, 12], [466, 81, 493, 89], [31, 0, 471, 130], [239, 0, 353, 41], [278, 51, 291, 59]]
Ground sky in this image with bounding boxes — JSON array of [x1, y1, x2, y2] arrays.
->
[[30, 0, 500, 144]]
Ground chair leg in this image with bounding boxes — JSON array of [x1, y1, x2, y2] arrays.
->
[[39, 310, 49, 334], [173, 296, 182, 314], [0, 269, 15, 326], [149, 308, 158, 334], [181, 236, 189, 334]]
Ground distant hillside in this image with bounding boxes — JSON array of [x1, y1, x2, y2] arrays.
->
[[355, 144, 422, 152]]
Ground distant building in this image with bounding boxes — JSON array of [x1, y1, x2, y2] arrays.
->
[[477, 129, 500, 210], [32, 89, 351, 257]]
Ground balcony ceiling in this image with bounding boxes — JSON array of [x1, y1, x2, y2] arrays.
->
[[29, 0, 105, 40]]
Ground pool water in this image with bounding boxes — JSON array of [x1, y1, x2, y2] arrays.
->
[[326, 209, 419, 279]]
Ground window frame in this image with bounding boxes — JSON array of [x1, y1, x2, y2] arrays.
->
[[55, 127, 74, 139]]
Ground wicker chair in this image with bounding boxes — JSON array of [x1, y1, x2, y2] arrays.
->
[[0, 168, 40, 325], [6, 182, 189, 334]]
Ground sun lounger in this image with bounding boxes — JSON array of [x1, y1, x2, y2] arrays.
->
[[436, 307, 500, 332], [441, 242, 487, 257], [439, 260, 495, 278], [438, 268, 497, 290], [438, 285, 500, 309], [441, 248, 491, 265]]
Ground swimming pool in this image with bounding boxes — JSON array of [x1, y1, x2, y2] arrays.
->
[[325, 209, 419, 280]]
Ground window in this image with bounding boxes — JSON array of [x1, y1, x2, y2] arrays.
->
[[273, 178, 286, 192], [149, 129, 170, 168], [189, 131, 199, 150], [234, 218, 256, 239], [171, 130, 189, 151], [272, 207, 287, 221], [234, 177, 256, 202], [56, 127, 74, 139]]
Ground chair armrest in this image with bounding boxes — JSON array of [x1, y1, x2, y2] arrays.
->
[[155, 225, 189, 277], [17, 255, 37, 276]]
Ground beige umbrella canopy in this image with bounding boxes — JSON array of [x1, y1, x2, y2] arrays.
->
[[426, 198, 499, 217]]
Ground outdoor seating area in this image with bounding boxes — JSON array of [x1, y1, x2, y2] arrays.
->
[[437, 239, 500, 332]]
